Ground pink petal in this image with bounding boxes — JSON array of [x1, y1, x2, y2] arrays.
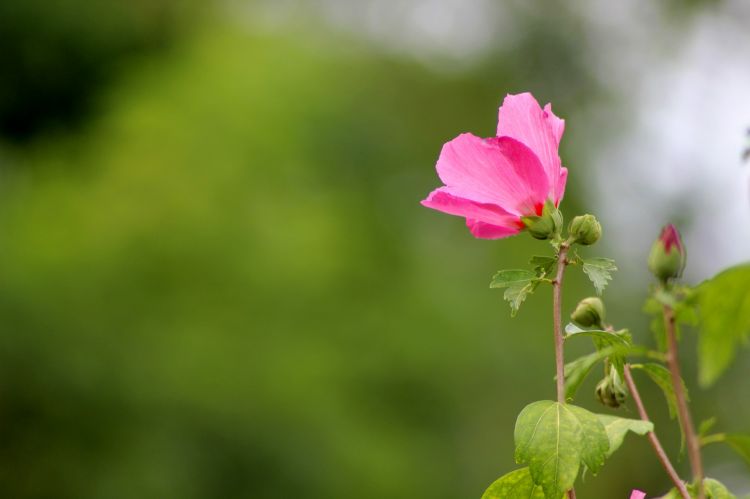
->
[[496, 93, 565, 204], [555, 167, 568, 207], [421, 187, 521, 229], [630, 490, 646, 499], [466, 219, 521, 239], [544, 103, 565, 145], [435, 133, 549, 216]]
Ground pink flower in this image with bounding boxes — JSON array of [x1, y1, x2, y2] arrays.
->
[[421, 92, 567, 239], [630, 490, 646, 499]]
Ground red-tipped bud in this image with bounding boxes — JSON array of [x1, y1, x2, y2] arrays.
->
[[647, 224, 687, 283]]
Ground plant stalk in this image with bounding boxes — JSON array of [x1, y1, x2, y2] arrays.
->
[[663, 304, 705, 498], [553, 243, 569, 404], [623, 364, 690, 499], [552, 243, 575, 499]]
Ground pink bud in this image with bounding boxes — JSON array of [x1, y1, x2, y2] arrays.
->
[[659, 224, 683, 254], [630, 490, 646, 499], [647, 224, 687, 283]]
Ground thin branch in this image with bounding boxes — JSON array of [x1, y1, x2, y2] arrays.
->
[[663, 304, 705, 498], [552, 243, 575, 499], [623, 364, 691, 499], [553, 243, 569, 404]]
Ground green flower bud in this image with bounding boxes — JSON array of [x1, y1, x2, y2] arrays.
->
[[522, 200, 562, 240], [647, 224, 686, 283], [568, 214, 601, 246], [595, 369, 628, 408], [571, 297, 606, 328]]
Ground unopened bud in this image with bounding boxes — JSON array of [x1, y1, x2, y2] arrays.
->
[[647, 224, 686, 283], [522, 200, 562, 240], [595, 369, 627, 408], [568, 214, 601, 246], [571, 297, 606, 328]]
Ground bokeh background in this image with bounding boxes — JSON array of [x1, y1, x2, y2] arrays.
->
[[0, 0, 748, 497]]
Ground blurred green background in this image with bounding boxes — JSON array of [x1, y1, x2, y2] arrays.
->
[[0, 1, 748, 498]]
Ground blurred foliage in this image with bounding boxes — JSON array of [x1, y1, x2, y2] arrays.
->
[[0, 2, 746, 499], [0, 0, 202, 140]]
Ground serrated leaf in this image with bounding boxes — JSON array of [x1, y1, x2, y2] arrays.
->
[[514, 401, 609, 498], [581, 257, 617, 295], [490, 269, 540, 316], [695, 264, 750, 387], [491, 269, 537, 288], [481, 467, 550, 499], [530, 255, 556, 276], [724, 434, 750, 471], [596, 414, 653, 457]]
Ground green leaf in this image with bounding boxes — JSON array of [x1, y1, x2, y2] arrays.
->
[[581, 257, 617, 295], [490, 269, 540, 317], [631, 362, 688, 453], [481, 467, 549, 499], [563, 346, 619, 400], [702, 478, 737, 499], [596, 414, 653, 458], [659, 478, 737, 499], [491, 269, 537, 288], [631, 363, 687, 420], [698, 417, 717, 438], [566, 405, 610, 474], [724, 434, 750, 471], [564, 323, 632, 378], [514, 401, 609, 498], [643, 294, 698, 352], [564, 323, 632, 348], [530, 255, 556, 277], [695, 264, 750, 387]]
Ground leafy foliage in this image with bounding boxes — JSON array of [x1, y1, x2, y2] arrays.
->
[[660, 478, 737, 499], [564, 324, 631, 348], [481, 468, 550, 499], [631, 363, 687, 421], [631, 362, 689, 452], [723, 434, 750, 471], [643, 292, 698, 351], [695, 264, 750, 387], [490, 269, 541, 316], [564, 323, 632, 376], [514, 401, 609, 498], [595, 415, 653, 458], [563, 345, 622, 400], [698, 417, 717, 438], [530, 255, 557, 277], [581, 257, 617, 295]]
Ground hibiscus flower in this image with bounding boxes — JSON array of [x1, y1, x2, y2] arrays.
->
[[421, 92, 568, 239]]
